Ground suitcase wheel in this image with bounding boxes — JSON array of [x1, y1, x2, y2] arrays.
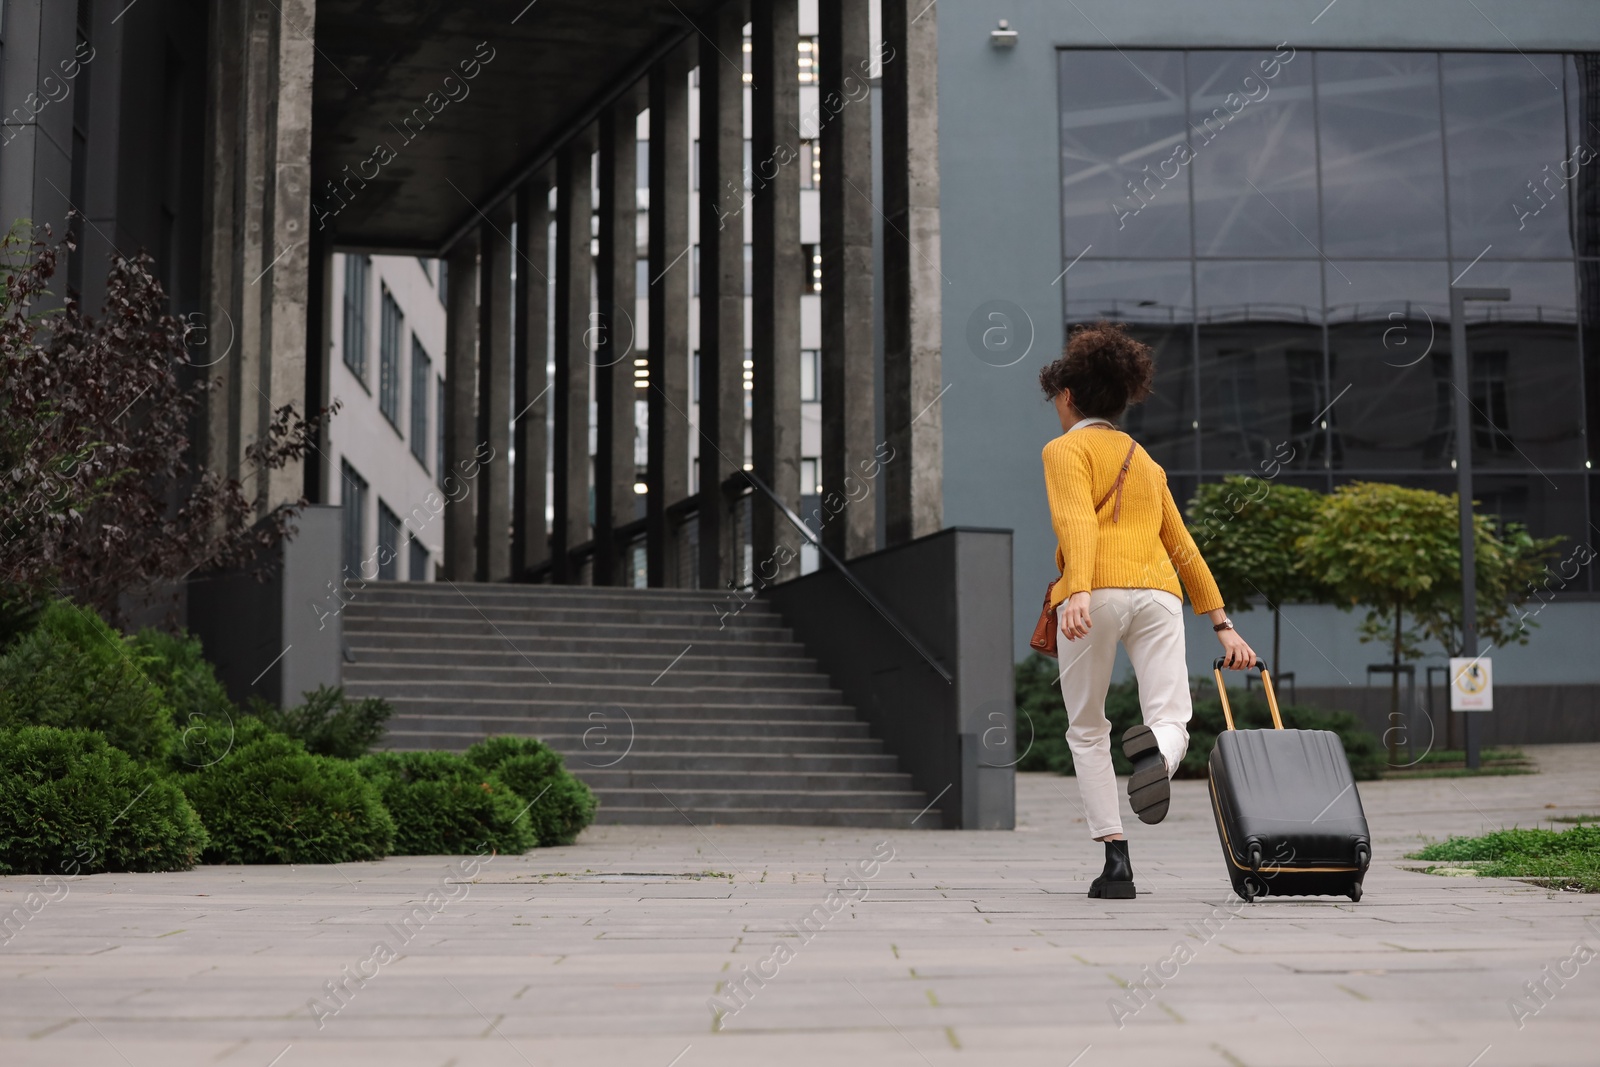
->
[[1239, 879, 1257, 903], [1246, 842, 1264, 872], [1355, 844, 1371, 871], [1348, 883, 1362, 903]]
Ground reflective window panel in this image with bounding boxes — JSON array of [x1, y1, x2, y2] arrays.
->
[[1326, 261, 1453, 471], [1449, 259, 1583, 470], [1064, 259, 1195, 469], [1316, 52, 1449, 258], [1195, 261, 1325, 472], [1583, 259, 1600, 468], [1190, 48, 1318, 257], [1443, 53, 1574, 259], [1059, 51, 1191, 258]]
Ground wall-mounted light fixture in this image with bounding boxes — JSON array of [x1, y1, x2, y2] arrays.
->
[[990, 19, 1018, 48]]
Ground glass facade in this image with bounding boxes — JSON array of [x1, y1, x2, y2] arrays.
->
[[1059, 48, 1600, 583]]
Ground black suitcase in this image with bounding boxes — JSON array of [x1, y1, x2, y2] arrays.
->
[[1206, 659, 1371, 902]]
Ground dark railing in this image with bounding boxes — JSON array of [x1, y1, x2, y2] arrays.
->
[[737, 469, 952, 685]]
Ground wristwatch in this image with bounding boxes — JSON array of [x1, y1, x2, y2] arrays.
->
[[1213, 618, 1234, 632]]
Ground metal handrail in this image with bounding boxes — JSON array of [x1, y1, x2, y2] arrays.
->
[[738, 469, 952, 685]]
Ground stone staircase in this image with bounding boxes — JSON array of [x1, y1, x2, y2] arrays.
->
[[340, 581, 938, 827]]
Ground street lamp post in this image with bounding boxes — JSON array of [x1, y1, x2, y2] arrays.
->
[[1448, 285, 1509, 771]]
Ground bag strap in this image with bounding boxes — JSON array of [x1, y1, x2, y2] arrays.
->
[[1093, 436, 1140, 523]]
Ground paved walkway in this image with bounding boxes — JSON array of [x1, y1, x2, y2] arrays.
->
[[3, 746, 1599, 1067]]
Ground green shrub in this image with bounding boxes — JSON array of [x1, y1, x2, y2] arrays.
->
[[357, 750, 536, 856], [0, 726, 207, 874], [179, 721, 395, 864], [244, 685, 392, 759], [465, 735, 597, 846], [1013, 654, 1383, 781], [0, 600, 175, 761], [131, 628, 238, 769]]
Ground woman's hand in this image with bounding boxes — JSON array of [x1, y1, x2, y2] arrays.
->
[[1215, 626, 1257, 670], [1059, 591, 1093, 641]]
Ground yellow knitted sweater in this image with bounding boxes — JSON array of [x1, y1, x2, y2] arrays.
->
[[1042, 425, 1224, 614]]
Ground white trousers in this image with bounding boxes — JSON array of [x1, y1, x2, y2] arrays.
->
[[1056, 588, 1193, 839]]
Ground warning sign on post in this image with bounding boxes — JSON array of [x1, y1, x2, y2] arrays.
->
[[1449, 657, 1493, 712]]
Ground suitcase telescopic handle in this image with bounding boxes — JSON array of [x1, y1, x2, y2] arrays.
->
[[1211, 658, 1284, 731]]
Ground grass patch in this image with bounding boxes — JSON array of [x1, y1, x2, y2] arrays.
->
[[1408, 825, 1600, 892], [1407, 747, 1525, 765], [1551, 814, 1600, 824], [1384, 747, 1533, 778]]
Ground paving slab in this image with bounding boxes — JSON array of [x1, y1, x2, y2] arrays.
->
[[3, 744, 1599, 1066]]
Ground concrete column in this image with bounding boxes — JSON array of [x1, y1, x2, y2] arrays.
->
[[696, 2, 748, 591], [202, 0, 244, 484], [196, 0, 315, 511], [512, 175, 552, 580], [477, 210, 514, 582], [443, 239, 480, 581], [257, 0, 316, 511], [750, 0, 804, 579], [595, 95, 641, 586], [553, 138, 594, 583], [0, 1, 76, 285], [819, 0, 877, 560], [646, 47, 694, 587], [881, 0, 943, 544]]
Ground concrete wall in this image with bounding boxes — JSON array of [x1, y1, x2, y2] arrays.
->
[[934, 1, 1600, 685], [190, 505, 344, 709], [766, 526, 1016, 829]]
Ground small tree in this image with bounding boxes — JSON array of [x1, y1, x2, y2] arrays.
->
[[1187, 476, 1329, 674], [0, 226, 328, 626], [1410, 519, 1561, 658], [1298, 482, 1559, 763]]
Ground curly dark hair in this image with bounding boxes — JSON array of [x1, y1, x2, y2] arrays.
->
[[1037, 320, 1155, 420]]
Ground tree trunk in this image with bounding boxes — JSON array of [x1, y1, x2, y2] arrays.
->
[[1389, 606, 1403, 766]]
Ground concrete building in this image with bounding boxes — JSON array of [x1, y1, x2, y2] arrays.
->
[[935, 2, 1600, 738], [11, 0, 1596, 825], [3, 0, 1013, 827], [328, 254, 448, 584]]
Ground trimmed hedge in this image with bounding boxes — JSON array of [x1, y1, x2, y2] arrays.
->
[[243, 685, 391, 760], [0, 726, 207, 874], [132, 628, 237, 769], [179, 720, 395, 864], [0, 600, 175, 762], [465, 735, 597, 846], [1014, 654, 1383, 781], [357, 750, 536, 856]]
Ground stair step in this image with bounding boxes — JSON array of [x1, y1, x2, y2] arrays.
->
[[382, 731, 887, 755], [345, 645, 811, 668], [589, 787, 934, 810], [578, 769, 917, 791], [343, 664, 836, 690], [342, 618, 796, 642], [384, 714, 872, 737], [342, 581, 933, 827], [343, 606, 782, 629], [345, 683, 847, 706], [591, 807, 940, 828], [353, 581, 736, 604]]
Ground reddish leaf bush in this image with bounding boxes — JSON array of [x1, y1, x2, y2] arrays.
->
[[0, 225, 328, 625]]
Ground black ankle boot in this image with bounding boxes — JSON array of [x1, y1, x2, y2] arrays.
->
[[1123, 725, 1171, 824], [1088, 839, 1136, 899]]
